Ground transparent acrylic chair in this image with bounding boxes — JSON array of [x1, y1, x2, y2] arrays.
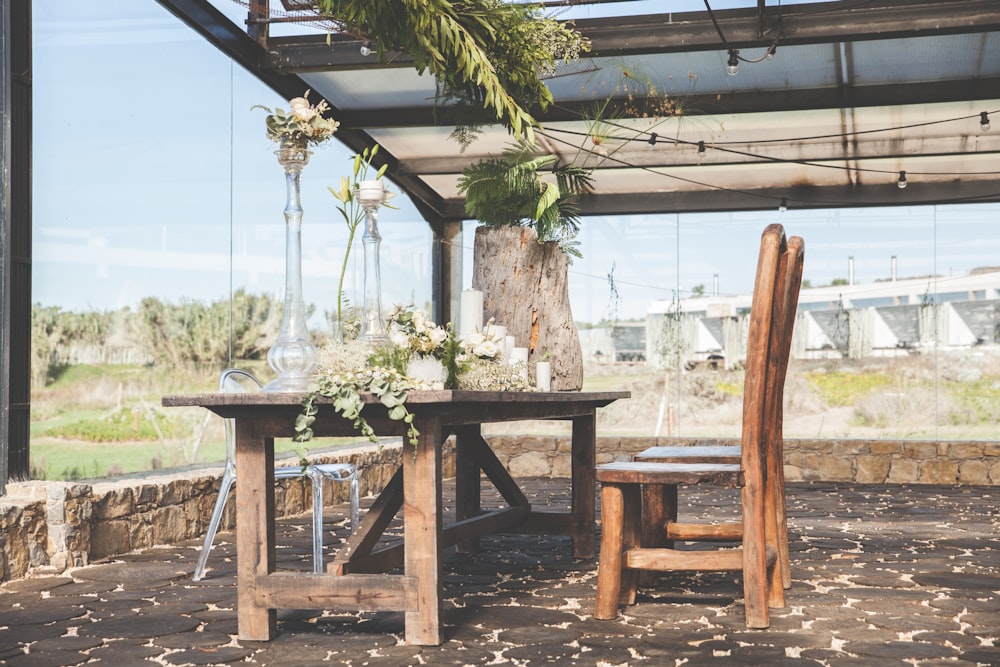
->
[[192, 368, 360, 581]]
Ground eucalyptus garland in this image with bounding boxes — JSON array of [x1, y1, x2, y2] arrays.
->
[[294, 366, 419, 448]]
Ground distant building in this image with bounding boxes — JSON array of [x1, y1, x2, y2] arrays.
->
[[646, 270, 1000, 368]]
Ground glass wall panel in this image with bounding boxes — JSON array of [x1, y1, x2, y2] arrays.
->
[[30, 0, 431, 480], [29, 0, 1000, 481]]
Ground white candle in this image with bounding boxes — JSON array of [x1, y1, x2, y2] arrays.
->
[[459, 289, 483, 337], [504, 335, 516, 361], [536, 361, 551, 391], [510, 346, 529, 378], [488, 324, 506, 344], [357, 179, 384, 204]]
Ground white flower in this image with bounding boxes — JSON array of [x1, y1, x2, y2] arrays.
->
[[463, 332, 486, 348], [389, 330, 410, 349], [473, 339, 501, 359], [429, 327, 449, 345], [289, 98, 318, 122]]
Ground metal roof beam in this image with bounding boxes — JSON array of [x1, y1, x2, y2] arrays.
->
[[265, 0, 1000, 69], [438, 179, 1000, 219]]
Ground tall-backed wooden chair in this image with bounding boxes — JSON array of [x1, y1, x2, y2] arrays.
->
[[593, 224, 803, 628], [632, 227, 803, 590]]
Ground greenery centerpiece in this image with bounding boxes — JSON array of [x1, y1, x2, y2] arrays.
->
[[294, 306, 531, 449]]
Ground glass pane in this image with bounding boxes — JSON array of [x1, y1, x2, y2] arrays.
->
[[30, 0, 431, 480]]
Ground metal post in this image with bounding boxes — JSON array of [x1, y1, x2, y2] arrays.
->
[[0, 0, 9, 494]]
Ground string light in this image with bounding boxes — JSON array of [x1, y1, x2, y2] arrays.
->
[[360, 41, 373, 56], [779, 198, 788, 213], [897, 170, 907, 189], [697, 140, 706, 159], [726, 49, 739, 76], [982, 111, 991, 132], [766, 44, 777, 60]]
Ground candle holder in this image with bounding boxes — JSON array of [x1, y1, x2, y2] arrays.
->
[[357, 180, 390, 346]]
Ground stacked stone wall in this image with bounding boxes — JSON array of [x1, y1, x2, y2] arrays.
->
[[1, 434, 995, 583], [486, 435, 1000, 486]]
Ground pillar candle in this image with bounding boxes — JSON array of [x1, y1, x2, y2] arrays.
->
[[459, 289, 483, 337], [510, 346, 529, 378], [535, 361, 551, 391], [504, 335, 516, 361]]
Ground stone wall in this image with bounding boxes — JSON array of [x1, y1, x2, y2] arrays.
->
[[3, 434, 997, 583], [0, 441, 454, 583], [486, 435, 1000, 486]]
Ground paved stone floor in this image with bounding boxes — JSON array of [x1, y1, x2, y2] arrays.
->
[[1, 480, 999, 666]]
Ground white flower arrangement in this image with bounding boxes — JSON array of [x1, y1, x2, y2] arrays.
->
[[253, 90, 340, 147], [294, 307, 535, 451]]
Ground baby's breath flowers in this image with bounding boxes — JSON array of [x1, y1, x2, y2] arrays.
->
[[253, 90, 340, 147]]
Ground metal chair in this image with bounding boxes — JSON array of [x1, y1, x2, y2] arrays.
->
[[192, 368, 360, 580]]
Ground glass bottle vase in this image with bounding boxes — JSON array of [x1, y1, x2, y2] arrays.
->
[[263, 140, 318, 392], [357, 180, 389, 346]]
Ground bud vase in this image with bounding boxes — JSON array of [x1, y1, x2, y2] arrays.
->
[[263, 140, 318, 392]]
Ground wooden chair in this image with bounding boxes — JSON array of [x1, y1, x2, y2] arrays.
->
[[633, 225, 804, 592], [593, 224, 804, 628]]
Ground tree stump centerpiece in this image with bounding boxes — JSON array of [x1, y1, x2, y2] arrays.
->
[[472, 225, 583, 390]]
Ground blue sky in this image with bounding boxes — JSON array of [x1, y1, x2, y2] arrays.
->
[[31, 0, 1000, 326]]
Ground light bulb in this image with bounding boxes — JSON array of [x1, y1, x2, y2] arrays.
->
[[778, 198, 788, 213], [897, 170, 907, 189], [726, 49, 739, 76], [766, 44, 777, 60], [360, 42, 373, 57], [981, 111, 991, 132]]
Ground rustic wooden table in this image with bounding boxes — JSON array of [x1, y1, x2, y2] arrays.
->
[[163, 389, 628, 645]]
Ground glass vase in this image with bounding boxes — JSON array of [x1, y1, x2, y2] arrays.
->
[[263, 140, 318, 392], [357, 180, 389, 346]]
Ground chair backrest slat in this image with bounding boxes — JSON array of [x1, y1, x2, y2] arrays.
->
[[740, 224, 786, 483]]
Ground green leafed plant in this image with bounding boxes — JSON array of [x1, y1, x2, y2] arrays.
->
[[458, 140, 593, 258]]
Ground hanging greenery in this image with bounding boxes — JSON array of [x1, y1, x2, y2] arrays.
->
[[313, 0, 588, 139]]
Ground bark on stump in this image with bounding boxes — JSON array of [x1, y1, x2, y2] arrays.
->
[[472, 226, 583, 390]]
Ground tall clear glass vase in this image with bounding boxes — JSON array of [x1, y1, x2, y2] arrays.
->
[[263, 140, 318, 392], [357, 180, 389, 346]]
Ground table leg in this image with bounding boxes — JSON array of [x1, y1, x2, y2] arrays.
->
[[571, 413, 597, 559], [454, 425, 482, 553], [234, 421, 276, 640], [403, 415, 444, 645]]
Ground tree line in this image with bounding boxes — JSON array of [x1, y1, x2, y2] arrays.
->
[[31, 290, 290, 388]]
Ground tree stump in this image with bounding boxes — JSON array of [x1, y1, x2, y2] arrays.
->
[[472, 226, 583, 390]]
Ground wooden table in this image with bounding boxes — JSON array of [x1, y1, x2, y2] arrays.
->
[[163, 389, 627, 645]]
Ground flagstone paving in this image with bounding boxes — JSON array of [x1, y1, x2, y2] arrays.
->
[[1, 481, 998, 666]]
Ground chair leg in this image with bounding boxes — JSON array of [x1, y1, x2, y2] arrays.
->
[[193, 468, 236, 581], [639, 483, 677, 586], [595, 482, 626, 619], [307, 469, 325, 574], [742, 487, 771, 629], [620, 483, 641, 606]]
